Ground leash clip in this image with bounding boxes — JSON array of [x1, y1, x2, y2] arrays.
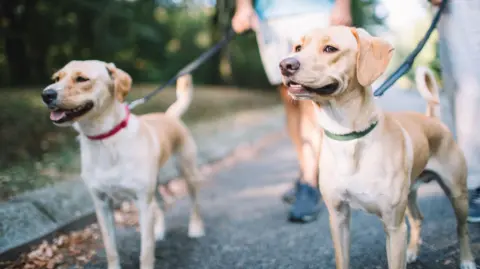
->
[[128, 99, 145, 110]]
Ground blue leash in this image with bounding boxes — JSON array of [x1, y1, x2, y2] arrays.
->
[[373, 0, 448, 97]]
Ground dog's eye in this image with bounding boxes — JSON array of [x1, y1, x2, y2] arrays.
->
[[76, 76, 89, 83], [53, 77, 60, 83], [294, 45, 302, 52], [323, 45, 339, 53]]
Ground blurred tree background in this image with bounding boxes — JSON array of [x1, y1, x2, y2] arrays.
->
[[0, 0, 389, 199], [0, 0, 385, 88]]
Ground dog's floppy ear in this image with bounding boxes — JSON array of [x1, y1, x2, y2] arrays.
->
[[350, 28, 394, 87], [105, 63, 132, 102]]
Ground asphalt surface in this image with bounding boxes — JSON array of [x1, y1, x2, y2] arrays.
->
[[79, 136, 480, 269]]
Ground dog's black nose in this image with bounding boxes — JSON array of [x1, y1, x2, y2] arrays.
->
[[279, 57, 300, 76], [41, 89, 58, 104]]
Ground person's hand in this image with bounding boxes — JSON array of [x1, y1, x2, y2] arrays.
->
[[429, 0, 442, 6], [330, 1, 352, 26], [232, 5, 259, 33]]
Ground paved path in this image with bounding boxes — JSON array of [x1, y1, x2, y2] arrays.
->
[[79, 136, 480, 269]]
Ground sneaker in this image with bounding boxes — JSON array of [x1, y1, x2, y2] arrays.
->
[[282, 180, 300, 204], [468, 187, 480, 223], [288, 182, 321, 223]]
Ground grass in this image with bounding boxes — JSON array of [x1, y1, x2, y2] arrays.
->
[[0, 85, 281, 201]]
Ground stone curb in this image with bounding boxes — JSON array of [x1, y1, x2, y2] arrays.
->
[[0, 105, 285, 260]]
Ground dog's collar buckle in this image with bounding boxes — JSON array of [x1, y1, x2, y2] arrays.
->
[[86, 105, 130, 141], [324, 121, 378, 142]]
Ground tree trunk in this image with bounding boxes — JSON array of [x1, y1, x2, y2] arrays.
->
[[3, 1, 30, 86]]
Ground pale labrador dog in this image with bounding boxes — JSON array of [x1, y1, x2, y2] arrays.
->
[[41, 60, 205, 269], [279, 26, 476, 269]]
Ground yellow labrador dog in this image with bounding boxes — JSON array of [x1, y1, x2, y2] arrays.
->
[[279, 26, 476, 269], [41, 60, 204, 269]]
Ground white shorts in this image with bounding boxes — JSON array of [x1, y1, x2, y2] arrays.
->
[[255, 12, 331, 85]]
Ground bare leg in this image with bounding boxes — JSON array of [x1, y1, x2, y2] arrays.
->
[[299, 100, 321, 187], [279, 85, 305, 179]]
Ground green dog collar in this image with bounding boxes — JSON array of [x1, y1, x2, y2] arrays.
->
[[324, 121, 378, 141]]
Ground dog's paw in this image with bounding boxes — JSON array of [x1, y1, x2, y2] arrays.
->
[[107, 263, 122, 269], [406, 249, 418, 264], [155, 229, 165, 241], [154, 221, 166, 241], [188, 221, 205, 238], [460, 260, 477, 269], [154, 226, 165, 241]]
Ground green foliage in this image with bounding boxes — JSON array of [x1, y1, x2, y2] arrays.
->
[[1, 0, 384, 87], [385, 8, 442, 89], [0, 0, 218, 86], [351, 0, 385, 29]]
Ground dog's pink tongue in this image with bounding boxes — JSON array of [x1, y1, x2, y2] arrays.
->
[[50, 111, 66, 121]]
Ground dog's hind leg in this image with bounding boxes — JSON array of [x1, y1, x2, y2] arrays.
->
[[153, 183, 166, 240], [176, 136, 205, 238], [91, 192, 121, 269], [405, 189, 423, 263], [426, 157, 476, 269]]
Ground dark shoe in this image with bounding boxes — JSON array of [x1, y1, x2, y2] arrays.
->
[[468, 188, 480, 223], [282, 180, 300, 204], [288, 182, 321, 223]]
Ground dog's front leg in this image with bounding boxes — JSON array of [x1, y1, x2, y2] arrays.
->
[[137, 193, 156, 269], [327, 202, 351, 269], [383, 211, 408, 269], [91, 192, 121, 269]]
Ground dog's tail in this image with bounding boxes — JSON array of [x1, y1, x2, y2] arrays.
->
[[166, 74, 193, 118], [415, 66, 441, 118]]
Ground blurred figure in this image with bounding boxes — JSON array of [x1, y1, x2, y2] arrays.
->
[[428, 0, 480, 222], [232, 0, 352, 223]]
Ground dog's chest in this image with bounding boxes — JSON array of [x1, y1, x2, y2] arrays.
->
[[320, 141, 397, 214], [80, 139, 153, 199], [333, 175, 391, 214]]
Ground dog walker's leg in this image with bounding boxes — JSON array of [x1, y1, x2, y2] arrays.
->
[[405, 190, 423, 263], [327, 202, 351, 269], [137, 192, 156, 269], [91, 192, 121, 269], [300, 103, 322, 187]]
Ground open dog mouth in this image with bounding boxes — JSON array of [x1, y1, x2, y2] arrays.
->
[[287, 81, 339, 96], [49, 101, 94, 123]]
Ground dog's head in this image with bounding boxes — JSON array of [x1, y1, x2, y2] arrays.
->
[[279, 26, 394, 102], [41, 60, 132, 126]]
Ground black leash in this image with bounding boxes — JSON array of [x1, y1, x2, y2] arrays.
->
[[128, 28, 237, 110], [373, 0, 448, 97]]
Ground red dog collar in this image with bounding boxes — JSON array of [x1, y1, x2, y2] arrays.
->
[[87, 105, 130, 140]]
